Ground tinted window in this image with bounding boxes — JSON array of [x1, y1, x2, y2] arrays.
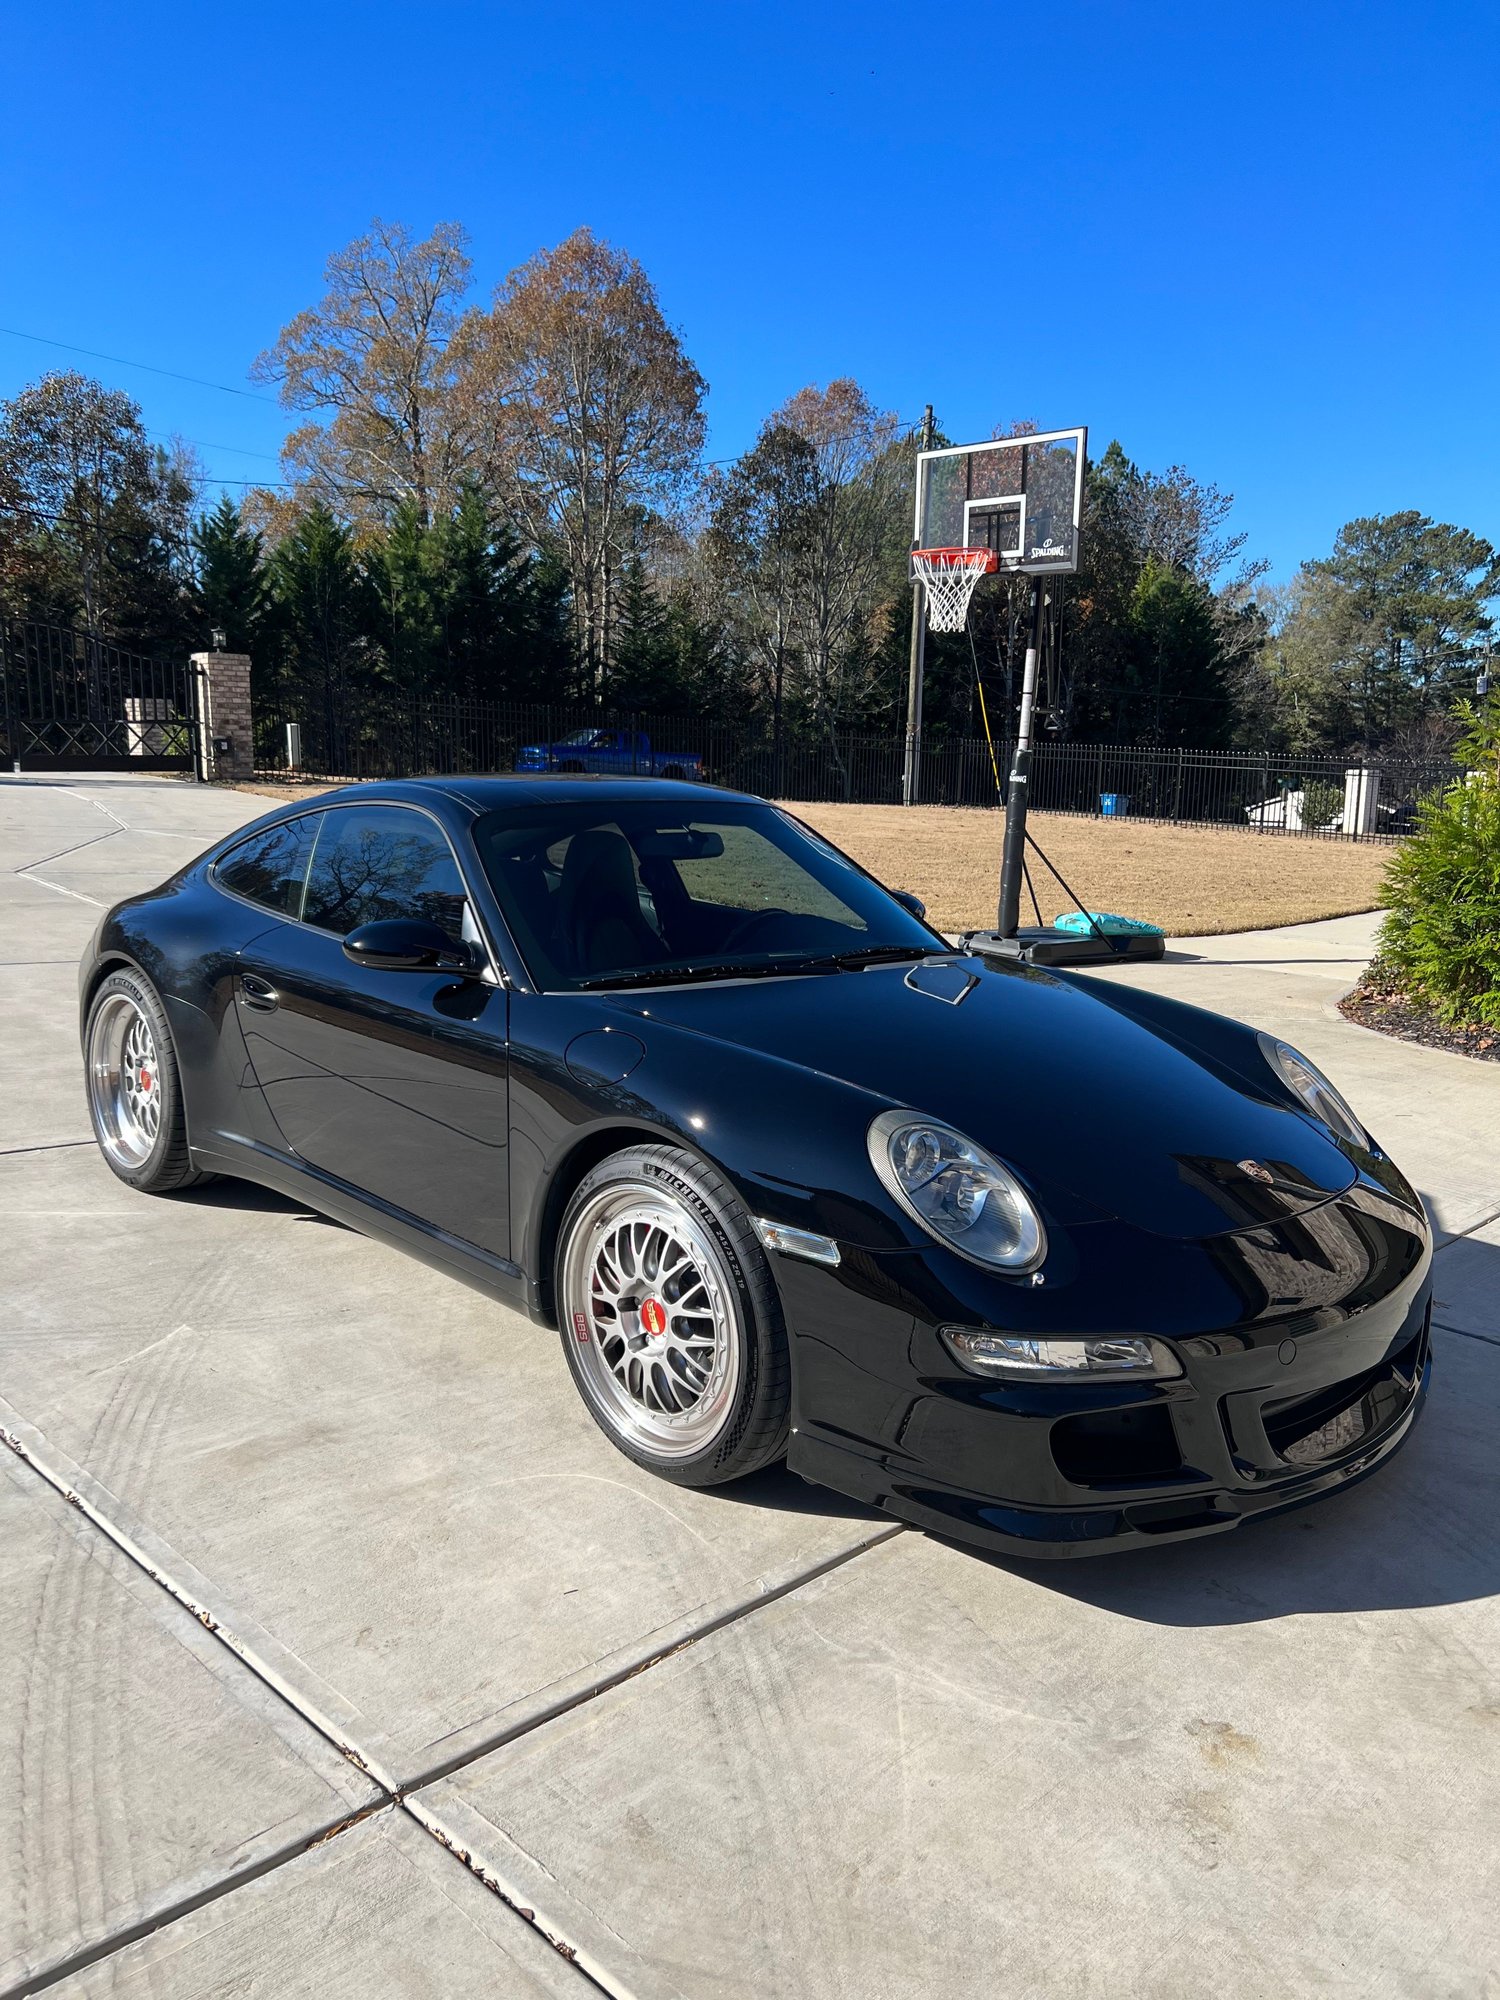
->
[[215, 815, 320, 917], [472, 799, 936, 989], [302, 806, 468, 941]]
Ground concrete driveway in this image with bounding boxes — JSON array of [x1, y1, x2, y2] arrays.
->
[[3, 774, 1497, 1998]]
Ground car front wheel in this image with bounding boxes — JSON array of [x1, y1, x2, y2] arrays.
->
[[555, 1144, 790, 1486], [84, 969, 211, 1193]]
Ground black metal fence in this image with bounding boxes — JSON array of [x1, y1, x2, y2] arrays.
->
[[1, 621, 199, 772], [253, 688, 1463, 840]]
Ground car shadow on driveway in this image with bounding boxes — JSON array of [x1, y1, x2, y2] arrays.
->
[[169, 1179, 886, 1524], [175, 1177, 353, 1227], [167, 1174, 1496, 1613], [981, 1243, 1500, 1625]]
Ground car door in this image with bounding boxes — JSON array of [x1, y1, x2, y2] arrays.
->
[[235, 802, 510, 1260]]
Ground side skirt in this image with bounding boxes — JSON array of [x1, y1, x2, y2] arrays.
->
[[189, 1135, 543, 1322]]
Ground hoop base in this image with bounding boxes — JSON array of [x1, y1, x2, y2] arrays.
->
[[965, 926, 1167, 967]]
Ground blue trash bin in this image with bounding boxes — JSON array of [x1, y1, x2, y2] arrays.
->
[[1099, 792, 1131, 817]]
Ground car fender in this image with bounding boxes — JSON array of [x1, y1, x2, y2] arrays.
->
[[508, 994, 935, 1314]]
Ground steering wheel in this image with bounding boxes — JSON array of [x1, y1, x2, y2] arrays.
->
[[719, 908, 792, 954]]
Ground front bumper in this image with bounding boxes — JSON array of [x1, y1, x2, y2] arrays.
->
[[778, 1178, 1434, 1559]]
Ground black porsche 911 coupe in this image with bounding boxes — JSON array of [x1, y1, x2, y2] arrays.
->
[[79, 775, 1432, 1558]]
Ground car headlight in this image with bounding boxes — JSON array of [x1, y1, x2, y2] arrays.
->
[[1258, 1035, 1367, 1148], [940, 1328, 1183, 1380], [868, 1109, 1045, 1272]]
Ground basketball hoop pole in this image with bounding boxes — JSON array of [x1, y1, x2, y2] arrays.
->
[[996, 575, 1046, 936], [901, 405, 935, 807]]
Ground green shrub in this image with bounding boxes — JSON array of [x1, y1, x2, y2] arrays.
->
[[1300, 777, 1342, 829], [1378, 778, 1500, 1029]]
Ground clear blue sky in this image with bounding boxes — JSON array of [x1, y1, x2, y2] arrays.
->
[[2, 0, 1495, 581]]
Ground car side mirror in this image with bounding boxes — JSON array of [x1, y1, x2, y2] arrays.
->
[[892, 889, 927, 919], [342, 918, 479, 975]]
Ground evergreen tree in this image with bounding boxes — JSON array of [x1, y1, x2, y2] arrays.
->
[[268, 504, 379, 753], [0, 373, 196, 647], [609, 556, 679, 710], [1126, 559, 1232, 746], [371, 498, 443, 697], [191, 495, 275, 657], [1297, 512, 1498, 745], [426, 484, 574, 701]]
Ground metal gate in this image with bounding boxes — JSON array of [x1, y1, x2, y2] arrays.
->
[[0, 620, 200, 773]]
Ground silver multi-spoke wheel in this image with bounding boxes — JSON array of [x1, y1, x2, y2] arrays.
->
[[88, 992, 164, 1171], [560, 1183, 742, 1459]]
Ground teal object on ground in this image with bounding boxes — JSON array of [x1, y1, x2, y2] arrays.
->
[[1054, 911, 1165, 937]]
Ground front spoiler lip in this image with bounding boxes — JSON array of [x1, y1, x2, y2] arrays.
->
[[788, 1351, 1431, 1561]]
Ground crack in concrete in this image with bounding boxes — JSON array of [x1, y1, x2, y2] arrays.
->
[[401, 1805, 615, 1994], [1432, 1318, 1500, 1350], [11, 829, 118, 876], [1, 1412, 902, 1996], [13, 872, 103, 906], [2, 1806, 401, 1999], [397, 1523, 908, 1798], [1436, 1203, 1500, 1246]]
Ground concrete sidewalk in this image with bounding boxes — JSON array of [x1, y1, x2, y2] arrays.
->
[[2, 774, 1497, 1998]]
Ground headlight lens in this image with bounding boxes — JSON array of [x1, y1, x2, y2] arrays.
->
[[941, 1328, 1183, 1380], [868, 1110, 1045, 1271], [1258, 1035, 1367, 1148]]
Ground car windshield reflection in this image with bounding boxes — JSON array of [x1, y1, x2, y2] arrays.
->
[[471, 799, 940, 991]]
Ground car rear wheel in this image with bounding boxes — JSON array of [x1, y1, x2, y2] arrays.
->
[[555, 1144, 790, 1486], [85, 969, 212, 1193]]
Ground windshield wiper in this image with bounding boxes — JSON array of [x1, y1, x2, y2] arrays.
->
[[577, 958, 843, 990], [775, 944, 937, 973], [577, 943, 935, 990]]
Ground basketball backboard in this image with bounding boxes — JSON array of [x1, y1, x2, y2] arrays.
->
[[914, 426, 1087, 575]]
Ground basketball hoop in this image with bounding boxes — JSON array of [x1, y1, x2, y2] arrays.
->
[[911, 546, 999, 632]]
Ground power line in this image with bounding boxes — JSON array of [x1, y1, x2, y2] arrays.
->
[[145, 427, 282, 462], [0, 326, 280, 405], [3, 325, 935, 475]]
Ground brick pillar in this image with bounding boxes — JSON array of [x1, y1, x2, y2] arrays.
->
[[190, 651, 254, 782]]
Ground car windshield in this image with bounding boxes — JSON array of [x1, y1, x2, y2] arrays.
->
[[471, 798, 941, 990]]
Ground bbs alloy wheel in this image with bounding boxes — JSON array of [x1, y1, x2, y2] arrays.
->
[[556, 1145, 789, 1486], [84, 970, 210, 1193]]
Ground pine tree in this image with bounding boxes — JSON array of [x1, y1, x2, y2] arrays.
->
[[269, 505, 379, 756], [372, 498, 442, 697], [191, 495, 275, 657], [610, 556, 678, 710], [426, 483, 575, 701]]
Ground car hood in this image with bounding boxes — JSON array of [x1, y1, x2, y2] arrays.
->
[[606, 955, 1358, 1241]]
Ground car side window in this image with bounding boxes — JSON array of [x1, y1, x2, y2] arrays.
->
[[302, 805, 469, 942], [215, 814, 321, 918]]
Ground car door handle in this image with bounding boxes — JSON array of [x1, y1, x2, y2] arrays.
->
[[240, 973, 280, 1011]]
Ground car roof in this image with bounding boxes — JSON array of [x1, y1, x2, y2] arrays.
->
[[297, 774, 761, 813]]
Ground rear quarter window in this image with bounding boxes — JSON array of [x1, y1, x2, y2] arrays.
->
[[214, 815, 321, 917]]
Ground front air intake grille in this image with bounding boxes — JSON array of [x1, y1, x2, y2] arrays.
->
[[1051, 1404, 1184, 1487], [1261, 1316, 1427, 1464]]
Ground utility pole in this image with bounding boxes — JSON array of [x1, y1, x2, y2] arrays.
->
[[901, 404, 935, 807]]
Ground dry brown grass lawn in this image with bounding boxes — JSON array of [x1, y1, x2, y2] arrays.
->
[[230, 782, 1391, 939], [232, 778, 348, 805], [787, 804, 1392, 937]]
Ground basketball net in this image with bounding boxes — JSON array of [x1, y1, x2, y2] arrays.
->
[[911, 546, 999, 632]]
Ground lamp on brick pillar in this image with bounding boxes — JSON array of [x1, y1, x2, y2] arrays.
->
[[190, 645, 255, 782]]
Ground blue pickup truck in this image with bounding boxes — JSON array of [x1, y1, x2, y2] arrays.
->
[[514, 727, 705, 782]]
